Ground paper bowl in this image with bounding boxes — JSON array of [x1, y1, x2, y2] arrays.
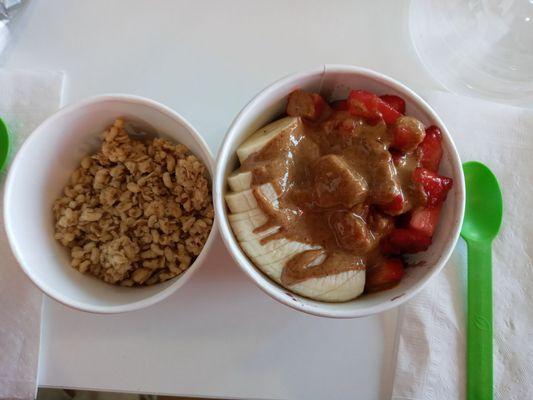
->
[[4, 94, 216, 313], [215, 65, 465, 318]]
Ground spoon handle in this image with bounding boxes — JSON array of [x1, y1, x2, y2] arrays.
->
[[467, 239, 493, 400]]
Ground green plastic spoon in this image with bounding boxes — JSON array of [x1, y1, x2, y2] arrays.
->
[[461, 161, 503, 400], [0, 118, 10, 172]]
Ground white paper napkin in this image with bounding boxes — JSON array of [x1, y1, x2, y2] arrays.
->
[[392, 91, 533, 400], [0, 69, 64, 400]]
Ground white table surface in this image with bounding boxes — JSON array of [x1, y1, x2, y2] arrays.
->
[[1, 1, 443, 399]]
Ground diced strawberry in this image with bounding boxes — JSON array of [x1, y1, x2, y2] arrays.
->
[[376, 102, 402, 125], [310, 93, 328, 119], [348, 90, 379, 119], [330, 99, 349, 111], [388, 228, 432, 253], [409, 206, 441, 237], [418, 125, 443, 172], [391, 116, 426, 153], [366, 258, 405, 293], [286, 90, 329, 121], [412, 167, 453, 207], [348, 90, 402, 124], [380, 237, 399, 255], [380, 193, 405, 216], [323, 111, 372, 148], [379, 95, 406, 114]]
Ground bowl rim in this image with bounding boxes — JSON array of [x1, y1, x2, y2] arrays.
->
[[3, 93, 217, 314], [215, 64, 465, 318]]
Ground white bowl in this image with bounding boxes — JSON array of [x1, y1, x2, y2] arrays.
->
[[4, 94, 216, 313], [215, 65, 465, 318]]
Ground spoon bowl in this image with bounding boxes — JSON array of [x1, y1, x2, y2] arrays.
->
[[461, 161, 503, 242]]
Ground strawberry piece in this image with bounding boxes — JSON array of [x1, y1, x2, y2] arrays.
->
[[348, 90, 402, 124], [348, 90, 379, 119], [380, 237, 399, 255], [366, 258, 405, 293], [388, 228, 432, 253], [322, 111, 362, 146], [376, 102, 402, 125], [286, 90, 328, 121], [379, 95, 406, 114], [330, 99, 349, 111], [413, 167, 453, 207], [391, 116, 426, 153], [409, 206, 441, 237], [380, 193, 405, 216], [418, 125, 443, 172]]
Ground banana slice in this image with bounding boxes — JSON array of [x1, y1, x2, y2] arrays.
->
[[236, 117, 301, 163], [228, 207, 266, 223], [227, 171, 253, 192], [239, 225, 280, 241], [225, 189, 257, 213], [252, 241, 320, 265], [225, 183, 278, 214], [240, 237, 289, 257], [229, 207, 282, 243], [228, 208, 271, 241], [289, 270, 365, 302], [256, 256, 365, 302], [250, 246, 319, 282]]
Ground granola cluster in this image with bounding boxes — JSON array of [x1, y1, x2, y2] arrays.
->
[[53, 119, 213, 286]]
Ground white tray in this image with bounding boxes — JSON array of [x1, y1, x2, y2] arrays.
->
[[4, 0, 441, 398]]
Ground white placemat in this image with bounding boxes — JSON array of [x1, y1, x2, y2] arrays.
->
[[392, 91, 533, 400], [0, 69, 64, 400]]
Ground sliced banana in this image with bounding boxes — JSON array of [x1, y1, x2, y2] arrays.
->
[[289, 270, 365, 302], [255, 255, 365, 302], [228, 207, 266, 223], [228, 208, 271, 241], [227, 171, 252, 192], [236, 116, 301, 163], [240, 237, 289, 257], [225, 189, 257, 213], [250, 247, 317, 282], [225, 183, 278, 214], [252, 241, 320, 265], [255, 183, 278, 206], [226, 115, 367, 302], [240, 225, 280, 242]]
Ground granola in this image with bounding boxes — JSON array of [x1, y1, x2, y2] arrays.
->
[[53, 119, 213, 286]]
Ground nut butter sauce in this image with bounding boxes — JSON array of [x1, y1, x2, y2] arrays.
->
[[239, 112, 424, 287]]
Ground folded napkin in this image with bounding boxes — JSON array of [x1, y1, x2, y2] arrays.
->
[[392, 91, 533, 400], [0, 69, 64, 400]]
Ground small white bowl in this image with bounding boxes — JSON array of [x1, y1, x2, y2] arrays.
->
[[4, 94, 216, 313], [215, 65, 465, 318]]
